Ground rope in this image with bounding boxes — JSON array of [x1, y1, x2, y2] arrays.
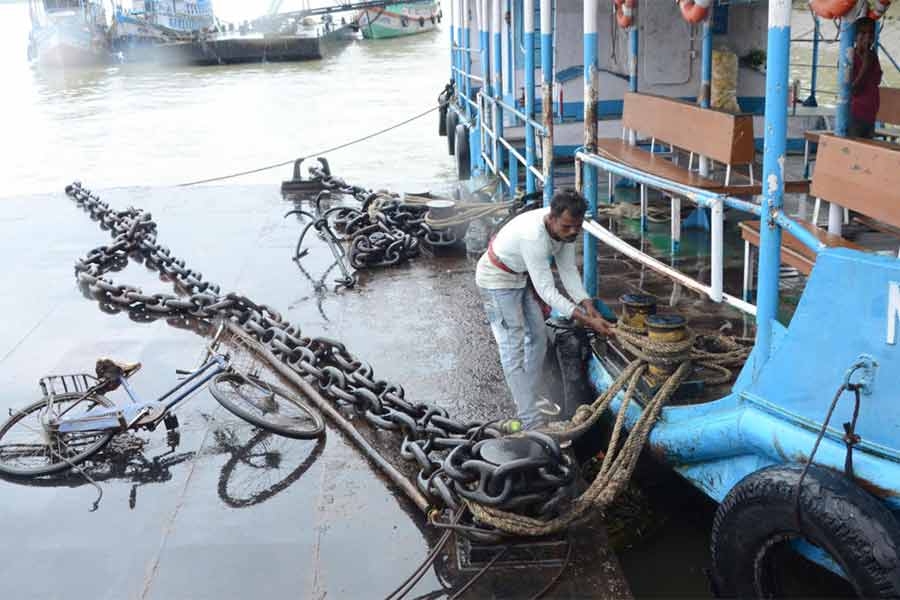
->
[[463, 320, 751, 537], [177, 105, 441, 187]]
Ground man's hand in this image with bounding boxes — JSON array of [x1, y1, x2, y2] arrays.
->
[[579, 299, 603, 320], [572, 304, 614, 336]]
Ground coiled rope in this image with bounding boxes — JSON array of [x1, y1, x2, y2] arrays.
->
[[464, 321, 750, 537]]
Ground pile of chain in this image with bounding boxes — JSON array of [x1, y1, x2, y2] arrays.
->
[[302, 166, 458, 269], [64, 182, 573, 538]]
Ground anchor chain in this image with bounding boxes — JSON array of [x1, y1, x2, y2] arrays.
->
[[64, 182, 571, 536], [295, 166, 459, 269]]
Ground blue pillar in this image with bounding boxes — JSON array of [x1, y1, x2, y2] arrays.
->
[[836, 18, 856, 137], [464, 0, 473, 120], [493, 0, 505, 192], [629, 24, 638, 93], [583, 0, 599, 297], [805, 16, 820, 107], [700, 18, 713, 109], [754, 1, 791, 377], [524, 0, 536, 194], [455, 0, 463, 96], [480, 0, 491, 168], [540, 0, 553, 207]]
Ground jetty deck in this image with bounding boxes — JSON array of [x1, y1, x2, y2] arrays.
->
[[0, 184, 630, 599]]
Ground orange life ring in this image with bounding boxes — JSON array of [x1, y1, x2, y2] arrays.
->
[[868, 0, 892, 20], [679, 0, 712, 23], [808, 0, 858, 19], [614, 0, 636, 28]]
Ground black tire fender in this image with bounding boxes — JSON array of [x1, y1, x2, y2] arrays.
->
[[711, 463, 900, 598], [446, 109, 459, 155], [454, 123, 471, 181]]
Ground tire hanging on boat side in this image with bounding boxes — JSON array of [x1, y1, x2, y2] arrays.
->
[[710, 463, 900, 598], [455, 122, 471, 181], [446, 110, 459, 155]]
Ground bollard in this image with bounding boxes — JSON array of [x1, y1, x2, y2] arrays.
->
[[646, 314, 688, 383], [619, 294, 657, 332]]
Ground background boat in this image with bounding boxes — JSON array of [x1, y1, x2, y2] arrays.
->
[[111, 0, 216, 49], [357, 1, 441, 40], [28, 0, 111, 67]]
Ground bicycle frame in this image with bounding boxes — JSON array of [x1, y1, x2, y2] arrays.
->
[[52, 353, 229, 433]]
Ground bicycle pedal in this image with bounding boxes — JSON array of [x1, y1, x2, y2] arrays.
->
[[164, 413, 180, 431]]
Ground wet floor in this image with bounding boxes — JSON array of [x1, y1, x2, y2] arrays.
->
[[0, 183, 631, 599]]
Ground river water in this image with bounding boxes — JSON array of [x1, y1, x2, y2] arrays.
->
[[0, 0, 456, 198]]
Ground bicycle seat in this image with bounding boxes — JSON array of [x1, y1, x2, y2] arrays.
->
[[95, 358, 143, 382]]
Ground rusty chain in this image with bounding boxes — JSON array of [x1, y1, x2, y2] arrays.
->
[[65, 181, 573, 538]]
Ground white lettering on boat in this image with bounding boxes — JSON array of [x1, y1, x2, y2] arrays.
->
[[888, 282, 900, 345]]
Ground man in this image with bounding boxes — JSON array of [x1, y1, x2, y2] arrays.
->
[[850, 17, 883, 139], [476, 188, 612, 429]]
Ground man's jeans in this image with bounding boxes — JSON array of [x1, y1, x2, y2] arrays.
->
[[478, 285, 548, 427]]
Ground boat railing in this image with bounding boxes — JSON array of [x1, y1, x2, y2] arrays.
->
[[574, 150, 827, 317], [477, 91, 546, 188]]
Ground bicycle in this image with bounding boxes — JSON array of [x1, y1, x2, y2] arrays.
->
[[0, 322, 325, 478]]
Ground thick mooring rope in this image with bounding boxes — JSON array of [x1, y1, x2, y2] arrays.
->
[[465, 320, 749, 536]]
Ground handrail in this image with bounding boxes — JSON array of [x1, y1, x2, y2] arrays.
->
[[451, 67, 484, 83], [481, 94, 547, 135], [582, 219, 757, 316], [575, 150, 824, 254]]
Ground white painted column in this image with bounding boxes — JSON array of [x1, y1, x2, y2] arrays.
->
[[710, 198, 724, 302]]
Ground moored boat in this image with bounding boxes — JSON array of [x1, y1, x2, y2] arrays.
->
[[357, 1, 441, 40], [28, 0, 111, 67]]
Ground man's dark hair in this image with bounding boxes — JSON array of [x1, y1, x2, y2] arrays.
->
[[549, 188, 587, 219]]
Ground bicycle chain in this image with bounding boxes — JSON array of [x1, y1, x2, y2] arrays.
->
[[65, 182, 573, 534]]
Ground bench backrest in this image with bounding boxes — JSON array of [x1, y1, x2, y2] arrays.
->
[[877, 86, 900, 126], [621, 92, 756, 166], [811, 134, 900, 228]]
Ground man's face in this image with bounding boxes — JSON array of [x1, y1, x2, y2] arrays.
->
[[548, 209, 583, 243]]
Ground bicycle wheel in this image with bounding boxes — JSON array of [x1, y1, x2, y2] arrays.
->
[[0, 393, 115, 477], [209, 373, 325, 439]]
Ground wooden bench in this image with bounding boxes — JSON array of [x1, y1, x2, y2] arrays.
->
[[803, 86, 900, 175], [597, 92, 809, 199], [741, 133, 900, 297]]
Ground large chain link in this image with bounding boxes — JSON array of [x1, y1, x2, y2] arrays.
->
[[65, 182, 573, 536]]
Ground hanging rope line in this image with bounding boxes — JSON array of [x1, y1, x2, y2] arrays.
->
[[177, 104, 441, 187]]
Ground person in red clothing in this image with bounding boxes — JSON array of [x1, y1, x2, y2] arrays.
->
[[849, 17, 883, 139]]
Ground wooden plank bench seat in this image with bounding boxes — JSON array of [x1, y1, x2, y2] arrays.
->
[[739, 219, 862, 276], [597, 139, 811, 195], [593, 92, 810, 202], [742, 133, 900, 297], [803, 87, 900, 174]]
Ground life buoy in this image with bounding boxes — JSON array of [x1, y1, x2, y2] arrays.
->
[[678, 0, 712, 23], [711, 464, 900, 598], [808, 0, 858, 19], [454, 123, 471, 180], [614, 0, 636, 29], [869, 0, 892, 20]]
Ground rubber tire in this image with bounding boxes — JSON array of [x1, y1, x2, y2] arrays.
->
[[0, 393, 115, 478], [439, 105, 448, 137], [455, 123, 471, 181], [711, 463, 900, 598], [446, 109, 459, 155], [210, 373, 325, 440]]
